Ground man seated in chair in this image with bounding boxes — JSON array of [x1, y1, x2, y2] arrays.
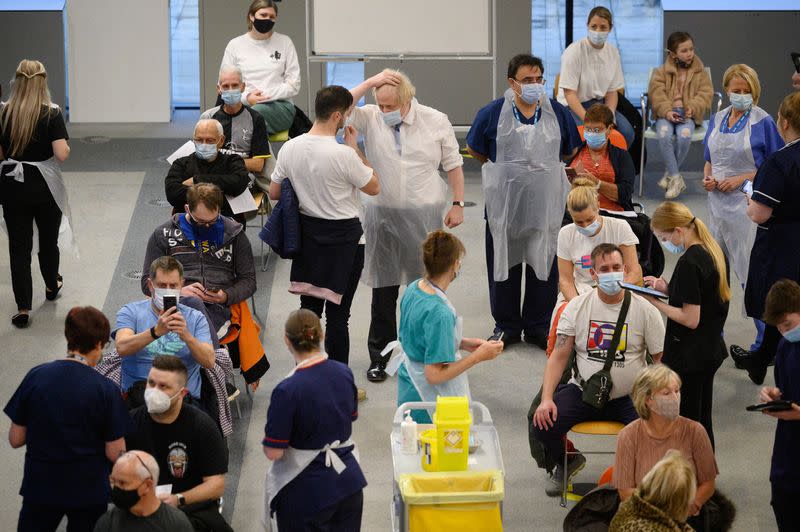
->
[[532, 243, 664, 496], [201, 64, 272, 193], [142, 183, 256, 336], [125, 357, 232, 532], [114, 256, 215, 409], [165, 118, 250, 219]]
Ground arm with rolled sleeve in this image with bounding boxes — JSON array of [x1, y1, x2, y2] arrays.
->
[[195, 155, 250, 197], [271, 38, 301, 101], [224, 232, 256, 304]]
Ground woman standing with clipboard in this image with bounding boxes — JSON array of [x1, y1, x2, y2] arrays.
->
[[640, 202, 730, 448]]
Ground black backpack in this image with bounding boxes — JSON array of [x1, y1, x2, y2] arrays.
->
[[599, 205, 665, 278]]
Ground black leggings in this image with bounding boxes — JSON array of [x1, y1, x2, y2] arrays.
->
[[678, 365, 719, 449]]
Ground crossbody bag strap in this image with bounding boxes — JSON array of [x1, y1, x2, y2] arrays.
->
[[602, 289, 631, 372]]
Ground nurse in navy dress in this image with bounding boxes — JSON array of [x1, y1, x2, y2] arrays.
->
[[262, 309, 366, 532], [737, 92, 800, 385]]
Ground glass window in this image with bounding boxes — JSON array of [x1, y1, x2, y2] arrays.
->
[[326, 61, 366, 105], [532, 0, 663, 104], [171, 0, 199, 108]]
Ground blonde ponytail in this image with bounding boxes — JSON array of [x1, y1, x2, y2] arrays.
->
[[0, 59, 52, 158], [652, 201, 730, 302], [566, 177, 599, 214]]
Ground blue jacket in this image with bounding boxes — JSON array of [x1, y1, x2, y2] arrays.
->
[[260, 179, 300, 258]]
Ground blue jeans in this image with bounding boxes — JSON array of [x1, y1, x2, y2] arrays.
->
[[572, 98, 635, 148], [655, 118, 695, 176]]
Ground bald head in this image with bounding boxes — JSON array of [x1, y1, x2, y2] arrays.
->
[[194, 119, 223, 140], [113, 451, 159, 485]]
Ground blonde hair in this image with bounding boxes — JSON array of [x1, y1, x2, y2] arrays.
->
[[637, 450, 696, 522], [373, 69, 416, 106], [0, 59, 52, 158], [246, 0, 277, 30], [722, 63, 761, 105], [566, 177, 599, 214], [631, 365, 682, 420], [651, 201, 730, 302]]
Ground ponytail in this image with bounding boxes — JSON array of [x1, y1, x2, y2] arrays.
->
[[651, 201, 730, 302]]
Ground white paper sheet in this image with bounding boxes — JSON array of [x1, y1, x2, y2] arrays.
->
[[166, 141, 195, 165], [156, 484, 172, 497], [226, 188, 258, 214]]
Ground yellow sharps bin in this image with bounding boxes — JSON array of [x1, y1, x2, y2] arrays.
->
[[432, 396, 472, 471]]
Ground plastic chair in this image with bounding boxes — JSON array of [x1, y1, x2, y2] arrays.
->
[[598, 465, 614, 486], [638, 66, 722, 196], [268, 130, 289, 143], [561, 421, 625, 508]]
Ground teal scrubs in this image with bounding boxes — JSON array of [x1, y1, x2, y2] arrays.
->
[[396, 280, 456, 423]]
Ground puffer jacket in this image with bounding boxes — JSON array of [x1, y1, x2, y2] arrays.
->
[[609, 493, 694, 532], [648, 56, 712, 126], [141, 214, 256, 305]]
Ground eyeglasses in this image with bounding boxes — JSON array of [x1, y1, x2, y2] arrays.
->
[[514, 76, 546, 85], [584, 127, 608, 134], [189, 212, 220, 227]]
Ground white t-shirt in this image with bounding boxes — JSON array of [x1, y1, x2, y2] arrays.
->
[[558, 290, 664, 399], [271, 134, 373, 220], [557, 38, 625, 105], [221, 32, 301, 102], [557, 216, 639, 294]]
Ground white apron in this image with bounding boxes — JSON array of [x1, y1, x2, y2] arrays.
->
[[384, 279, 469, 407], [262, 353, 359, 531], [361, 100, 449, 288], [483, 89, 569, 282], [706, 106, 762, 285], [0, 157, 78, 258]]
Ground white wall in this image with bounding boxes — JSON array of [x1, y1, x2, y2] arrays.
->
[[66, 0, 170, 123]]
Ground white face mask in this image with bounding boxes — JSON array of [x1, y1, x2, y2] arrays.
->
[[651, 393, 681, 420], [152, 287, 181, 311], [144, 386, 182, 414]]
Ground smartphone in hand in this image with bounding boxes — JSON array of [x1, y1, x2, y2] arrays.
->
[[163, 295, 177, 312], [738, 180, 753, 197], [746, 400, 793, 412]]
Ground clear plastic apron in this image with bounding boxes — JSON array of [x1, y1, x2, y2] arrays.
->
[[263, 353, 359, 531], [361, 100, 448, 288], [0, 157, 78, 258], [706, 106, 761, 285], [383, 280, 469, 402], [482, 89, 569, 282]]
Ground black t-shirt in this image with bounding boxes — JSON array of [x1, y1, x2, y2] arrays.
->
[[93, 503, 194, 532], [0, 105, 69, 202], [126, 405, 227, 494], [662, 244, 730, 373]]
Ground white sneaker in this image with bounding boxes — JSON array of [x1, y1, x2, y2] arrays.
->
[[665, 174, 686, 199], [657, 172, 671, 190]]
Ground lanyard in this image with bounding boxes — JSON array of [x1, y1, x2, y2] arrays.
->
[[720, 108, 750, 134], [511, 101, 540, 125]]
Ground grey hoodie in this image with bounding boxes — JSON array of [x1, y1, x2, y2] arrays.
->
[[141, 214, 256, 305]]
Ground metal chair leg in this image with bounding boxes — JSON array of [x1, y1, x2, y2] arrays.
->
[[561, 441, 569, 508], [639, 94, 648, 197]]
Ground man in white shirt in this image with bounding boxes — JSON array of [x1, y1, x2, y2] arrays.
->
[[347, 69, 466, 382], [532, 243, 664, 496], [269, 85, 379, 366], [221, 0, 301, 134]]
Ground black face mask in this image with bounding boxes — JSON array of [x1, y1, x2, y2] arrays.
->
[[253, 18, 275, 34], [673, 57, 692, 69], [111, 485, 142, 510]]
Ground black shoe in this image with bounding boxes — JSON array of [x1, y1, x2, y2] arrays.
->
[[488, 331, 521, 346], [730, 345, 768, 385], [729, 344, 750, 370], [524, 331, 548, 350], [746, 364, 768, 386], [45, 275, 63, 301], [366, 360, 388, 382], [11, 313, 30, 328]]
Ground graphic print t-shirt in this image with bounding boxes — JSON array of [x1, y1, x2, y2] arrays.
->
[[558, 290, 664, 399]]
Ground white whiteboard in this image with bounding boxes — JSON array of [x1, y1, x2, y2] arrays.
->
[[311, 0, 491, 56]]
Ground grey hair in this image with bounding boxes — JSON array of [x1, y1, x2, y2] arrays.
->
[[218, 64, 243, 84], [119, 451, 160, 483], [194, 118, 224, 138]]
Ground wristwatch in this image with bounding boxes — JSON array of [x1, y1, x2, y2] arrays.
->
[[452, 201, 465, 207], [176, 493, 186, 507], [149, 326, 160, 340]]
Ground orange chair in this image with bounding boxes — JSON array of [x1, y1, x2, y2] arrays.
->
[[598, 465, 614, 486], [577, 125, 628, 150]]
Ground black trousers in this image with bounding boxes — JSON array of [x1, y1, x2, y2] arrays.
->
[[772, 485, 800, 532], [678, 365, 719, 449], [276, 490, 363, 532], [18, 500, 106, 532], [367, 285, 400, 363], [301, 246, 364, 365], [753, 324, 782, 371], [3, 195, 62, 310]]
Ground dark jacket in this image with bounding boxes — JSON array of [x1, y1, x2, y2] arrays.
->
[[259, 179, 300, 259], [141, 214, 256, 305], [568, 142, 635, 211], [609, 493, 693, 532], [164, 152, 249, 216]]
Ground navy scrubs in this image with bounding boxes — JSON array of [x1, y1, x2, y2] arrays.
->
[[467, 97, 581, 338]]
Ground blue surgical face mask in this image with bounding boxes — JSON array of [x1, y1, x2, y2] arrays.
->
[[662, 236, 685, 255], [597, 271, 624, 295], [729, 92, 753, 111], [194, 141, 218, 161], [382, 109, 402, 127], [576, 218, 601, 237], [518, 82, 546, 105], [587, 30, 609, 46], [220, 89, 242, 106], [783, 324, 800, 343], [585, 131, 607, 150]]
